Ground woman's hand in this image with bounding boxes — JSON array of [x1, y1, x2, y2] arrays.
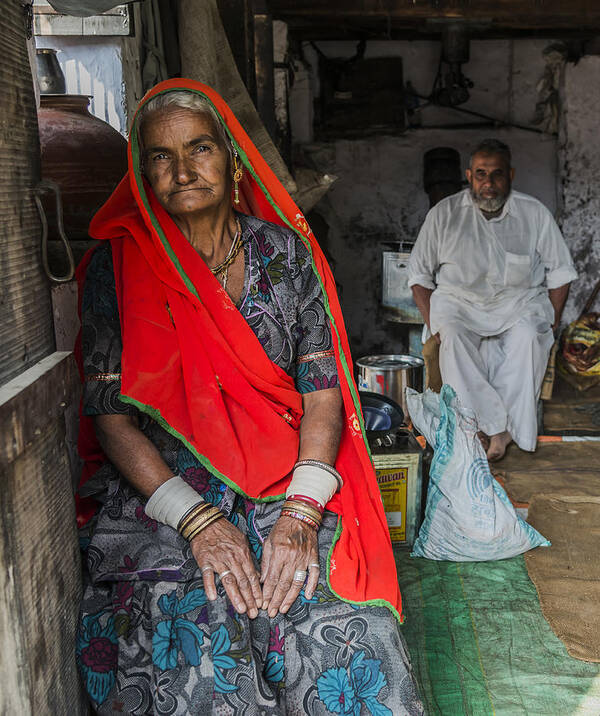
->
[[260, 516, 320, 618], [190, 518, 262, 618]]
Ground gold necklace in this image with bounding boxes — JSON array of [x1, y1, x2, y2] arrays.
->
[[211, 219, 243, 278]]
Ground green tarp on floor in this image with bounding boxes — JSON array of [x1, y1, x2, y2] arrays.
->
[[395, 550, 600, 715]]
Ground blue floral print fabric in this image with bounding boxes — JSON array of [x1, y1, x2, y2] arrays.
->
[[78, 503, 423, 715], [77, 214, 424, 714]]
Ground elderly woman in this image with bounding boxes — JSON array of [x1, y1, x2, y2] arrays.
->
[[75, 79, 422, 715]]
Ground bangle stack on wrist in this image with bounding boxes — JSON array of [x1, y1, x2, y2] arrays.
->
[[281, 459, 343, 530], [178, 502, 224, 541], [144, 475, 224, 540], [286, 493, 324, 512], [281, 498, 323, 530]]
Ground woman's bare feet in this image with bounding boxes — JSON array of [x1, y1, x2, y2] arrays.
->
[[486, 431, 512, 462]]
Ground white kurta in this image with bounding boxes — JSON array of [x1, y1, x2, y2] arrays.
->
[[408, 188, 577, 450]]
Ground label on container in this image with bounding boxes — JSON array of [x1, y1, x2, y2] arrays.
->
[[376, 467, 408, 542], [385, 511, 403, 528]]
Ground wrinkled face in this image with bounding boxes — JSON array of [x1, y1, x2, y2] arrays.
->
[[140, 107, 231, 218], [466, 152, 514, 213]]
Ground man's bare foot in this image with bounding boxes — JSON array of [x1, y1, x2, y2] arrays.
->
[[486, 431, 512, 462], [477, 431, 490, 451]]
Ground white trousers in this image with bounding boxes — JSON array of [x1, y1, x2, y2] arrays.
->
[[438, 319, 554, 451]]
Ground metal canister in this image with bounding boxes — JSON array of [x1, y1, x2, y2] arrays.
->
[[356, 354, 424, 419], [370, 429, 424, 547], [35, 49, 66, 95]]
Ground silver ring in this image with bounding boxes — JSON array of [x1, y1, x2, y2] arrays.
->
[[293, 569, 307, 583], [308, 563, 320, 569], [218, 569, 234, 580], [201, 565, 213, 574]]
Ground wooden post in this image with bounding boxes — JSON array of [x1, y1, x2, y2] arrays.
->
[[254, 0, 277, 142], [216, 0, 257, 102]]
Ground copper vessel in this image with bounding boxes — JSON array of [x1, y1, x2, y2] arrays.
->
[[38, 94, 127, 239]]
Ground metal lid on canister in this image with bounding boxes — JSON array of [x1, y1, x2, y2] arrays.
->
[[356, 354, 424, 369]]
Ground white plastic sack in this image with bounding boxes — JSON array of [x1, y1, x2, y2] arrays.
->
[[406, 385, 550, 561]]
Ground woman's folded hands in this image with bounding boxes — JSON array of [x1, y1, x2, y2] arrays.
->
[[190, 519, 262, 619], [190, 514, 320, 620]]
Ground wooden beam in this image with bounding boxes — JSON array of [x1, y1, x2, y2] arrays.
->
[[270, 0, 600, 31]]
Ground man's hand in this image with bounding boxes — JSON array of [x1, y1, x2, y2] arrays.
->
[[260, 516, 319, 618], [548, 283, 571, 338], [411, 284, 436, 337], [190, 519, 262, 618]]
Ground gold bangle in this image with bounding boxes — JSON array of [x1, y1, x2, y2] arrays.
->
[[284, 498, 322, 513], [180, 506, 220, 539], [179, 501, 209, 523], [188, 515, 224, 540], [182, 516, 216, 541], [178, 502, 211, 533], [182, 506, 223, 536], [186, 512, 224, 541]]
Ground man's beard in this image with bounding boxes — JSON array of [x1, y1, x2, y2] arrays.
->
[[470, 184, 510, 213]]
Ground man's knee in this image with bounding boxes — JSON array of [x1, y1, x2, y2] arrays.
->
[[439, 323, 477, 346], [505, 319, 549, 349]]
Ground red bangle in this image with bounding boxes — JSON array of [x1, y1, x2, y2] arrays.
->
[[286, 494, 324, 513], [280, 509, 320, 530]]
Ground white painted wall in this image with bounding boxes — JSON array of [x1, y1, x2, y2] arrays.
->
[[291, 38, 562, 358], [558, 55, 600, 324]]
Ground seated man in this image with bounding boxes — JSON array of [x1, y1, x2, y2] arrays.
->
[[408, 138, 577, 461]]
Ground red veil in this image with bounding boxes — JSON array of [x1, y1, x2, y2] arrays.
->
[[76, 79, 403, 621]]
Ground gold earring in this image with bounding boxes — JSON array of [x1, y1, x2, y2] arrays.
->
[[233, 153, 243, 204]]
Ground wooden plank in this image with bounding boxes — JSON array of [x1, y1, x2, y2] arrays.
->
[[33, 2, 131, 36], [0, 542, 30, 714], [0, 417, 86, 714], [121, 3, 144, 134], [34, 14, 83, 34], [0, 351, 79, 468], [0, 0, 55, 388], [51, 284, 83, 486]]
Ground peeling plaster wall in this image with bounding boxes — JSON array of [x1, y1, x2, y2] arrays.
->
[[293, 39, 560, 360], [299, 38, 556, 134], [558, 55, 600, 324]]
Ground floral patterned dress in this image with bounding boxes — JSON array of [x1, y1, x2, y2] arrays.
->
[[77, 214, 424, 715]]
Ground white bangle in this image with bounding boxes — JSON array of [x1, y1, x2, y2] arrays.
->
[[285, 463, 339, 508], [144, 475, 204, 530], [294, 459, 343, 490]]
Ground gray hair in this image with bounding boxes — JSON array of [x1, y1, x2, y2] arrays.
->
[[137, 90, 233, 159], [470, 138, 512, 168]]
